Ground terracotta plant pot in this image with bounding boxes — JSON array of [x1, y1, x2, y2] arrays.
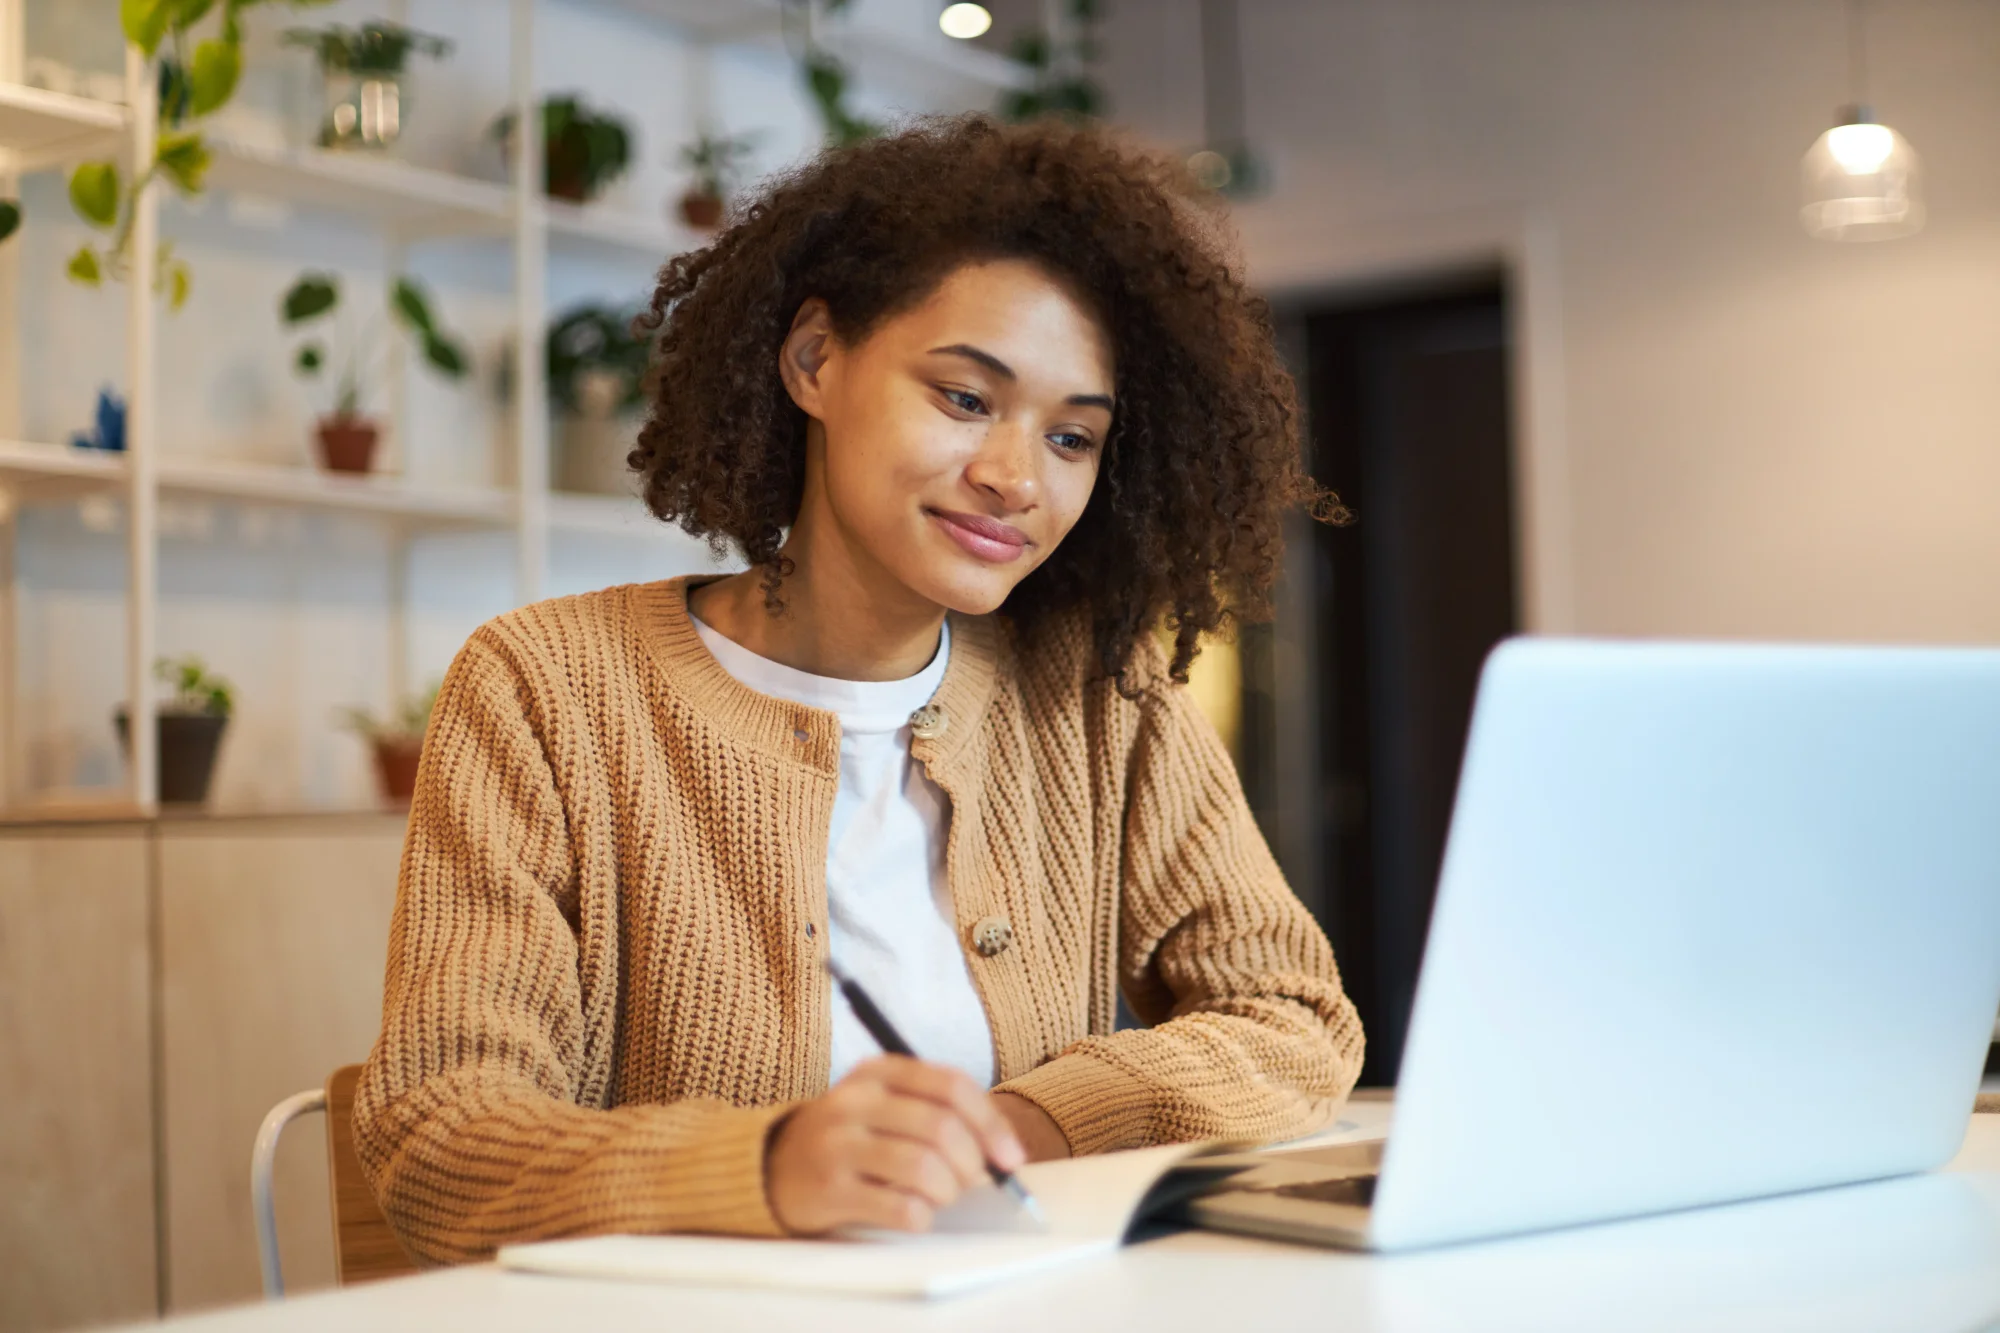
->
[[679, 191, 724, 231], [114, 709, 227, 805], [316, 415, 380, 474], [370, 736, 423, 807]]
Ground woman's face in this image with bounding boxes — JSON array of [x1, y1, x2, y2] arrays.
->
[[780, 258, 1116, 617]]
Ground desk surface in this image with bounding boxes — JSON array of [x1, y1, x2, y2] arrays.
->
[[145, 1109, 2000, 1333]]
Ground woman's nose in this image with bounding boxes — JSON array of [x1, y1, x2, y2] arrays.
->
[[965, 422, 1040, 510]]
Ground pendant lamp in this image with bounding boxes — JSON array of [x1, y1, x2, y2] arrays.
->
[[1800, 1, 1923, 241]]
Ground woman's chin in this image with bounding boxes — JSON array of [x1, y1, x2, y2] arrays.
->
[[905, 561, 1023, 619]]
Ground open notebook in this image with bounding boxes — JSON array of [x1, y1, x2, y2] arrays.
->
[[496, 1140, 1261, 1300]]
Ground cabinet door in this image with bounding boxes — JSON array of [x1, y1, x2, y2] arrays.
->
[[157, 817, 404, 1314], [0, 828, 157, 1333]]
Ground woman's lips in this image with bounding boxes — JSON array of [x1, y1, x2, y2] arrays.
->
[[929, 508, 1030, 563]]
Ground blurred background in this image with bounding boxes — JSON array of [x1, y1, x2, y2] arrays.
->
[[2, 0, 1997, 1327]]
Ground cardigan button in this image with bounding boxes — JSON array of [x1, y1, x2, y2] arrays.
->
[[909, 704, 946, 741], [971, 915, 1014, 958]]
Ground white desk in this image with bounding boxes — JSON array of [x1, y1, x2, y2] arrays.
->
[[138, 1110, 2000, 1333]]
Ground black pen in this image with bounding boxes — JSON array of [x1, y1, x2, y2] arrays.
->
[[824, 956, 1048, 1229]]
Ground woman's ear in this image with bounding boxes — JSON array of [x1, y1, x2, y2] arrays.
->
[[778, 298, 837, 418]]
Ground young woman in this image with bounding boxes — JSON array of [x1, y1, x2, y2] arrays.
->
[[355, 115, 1363, 1262]]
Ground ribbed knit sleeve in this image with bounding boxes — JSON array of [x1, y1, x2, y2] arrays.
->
[[352, 626, 792, 1264], [998, 669, 1365, 1155]]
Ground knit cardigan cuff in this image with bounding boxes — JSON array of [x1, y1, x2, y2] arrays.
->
[[996, 1051, 1158, 1157], [621, 1099, 796, 1239]]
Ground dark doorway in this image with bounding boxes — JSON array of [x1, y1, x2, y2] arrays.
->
[[1241, 271, 1519, 1086]]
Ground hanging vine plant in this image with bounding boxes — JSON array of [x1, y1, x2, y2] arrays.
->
[[783, 0, 883, 147], [998, 0, 1107, 124], [61, 0, 337, 308]]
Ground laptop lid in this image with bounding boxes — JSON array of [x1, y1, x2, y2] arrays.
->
[[1371, 639, 2000, 1251]]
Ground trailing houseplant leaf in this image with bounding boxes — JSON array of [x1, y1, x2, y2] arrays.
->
[[122, 0, 175, 56], [155, 132, 212, 194], [0, 201, 18, 243], [187, 37, 242, 116], [67, 247, 102, 285], [69, 163, 120, 230], [80, 0, 336, 304], [282, 273, 339, 323]]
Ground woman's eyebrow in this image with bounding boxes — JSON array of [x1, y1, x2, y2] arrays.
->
[[930, 343, 1115, 411]]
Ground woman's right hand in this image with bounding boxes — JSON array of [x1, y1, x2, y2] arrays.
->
[[764, 1055, 1027, 1235]]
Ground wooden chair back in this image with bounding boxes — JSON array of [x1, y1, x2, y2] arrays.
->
[[323, 1065, 421, 1285]]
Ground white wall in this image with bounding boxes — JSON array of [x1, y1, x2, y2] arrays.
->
[[9, 0, 998, 810], [1100, 0, 2000, 643]]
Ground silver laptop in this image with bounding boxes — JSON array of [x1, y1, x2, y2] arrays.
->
[[1184, 638, 2000, 1251]]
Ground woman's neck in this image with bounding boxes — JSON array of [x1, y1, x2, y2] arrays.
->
[[686, 550, 946, 684]]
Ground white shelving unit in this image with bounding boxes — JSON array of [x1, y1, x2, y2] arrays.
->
[[0, 0, 1011, 817], [0, 0, 715, 818]]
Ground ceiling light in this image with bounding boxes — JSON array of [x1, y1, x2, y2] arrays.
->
[[1799, 3, 1924, 242], [1801, 105, 1923, 241], [939, 3, 993, 40]]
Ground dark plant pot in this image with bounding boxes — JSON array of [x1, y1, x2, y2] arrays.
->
[[316, 415, 380, 474], [114, 709, 227, 805], [371, 736, 424, 807], [679, 191, 724, 231], [547, 141, 594, 203]]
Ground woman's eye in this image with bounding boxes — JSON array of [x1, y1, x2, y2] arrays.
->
[[941, 388, 986, 415], [1049, 432, 1093, 455]]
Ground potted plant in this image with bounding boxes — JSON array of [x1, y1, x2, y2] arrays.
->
[[283, 21, 452, 151], [280, 272, 470, 474], [547, 303, 651, 495], [676, 128, 758, 231], [492, 95, 632, 204], [114, 656, 233, 805], [337, 682, 439, 808]]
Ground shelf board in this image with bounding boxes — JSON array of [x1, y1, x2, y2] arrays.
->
[[205, 137, 513, 237], [0, 439, 125, 502], [158, 458, 516, 526], [0, 82, 126, 163], [545, 197, 709, 263], [0, 443, 515, 528]]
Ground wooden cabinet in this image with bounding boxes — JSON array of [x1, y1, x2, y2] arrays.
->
[[0, 829, 155, 1333], [0, 814, 406, 1331]]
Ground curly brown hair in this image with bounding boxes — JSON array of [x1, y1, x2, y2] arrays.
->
[[633, 113, 1344, 691]]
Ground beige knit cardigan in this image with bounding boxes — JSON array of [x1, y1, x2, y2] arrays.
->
[[355, 576, 1364, 1263]]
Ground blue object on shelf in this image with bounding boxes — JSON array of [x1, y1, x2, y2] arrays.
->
[[70, 386, 126, 453]]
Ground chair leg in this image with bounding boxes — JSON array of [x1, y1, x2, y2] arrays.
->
[[252, 1089, 329, 1300]]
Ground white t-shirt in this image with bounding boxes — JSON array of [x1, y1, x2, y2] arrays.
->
[[688, 614, 998, 1089]]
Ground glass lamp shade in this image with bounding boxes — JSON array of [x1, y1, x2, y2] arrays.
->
[[1800, 106, 1924, 241]]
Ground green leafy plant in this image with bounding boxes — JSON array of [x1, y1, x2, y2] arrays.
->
[[491, 96, 633, 203], [281, 272, 470, 421], [547, 303, 650, 417], [780, 0, 881, 146], [65, 0, 338, 303], [999, 0, 1107, 124], [155, 655, 234, 717], [336, 681, 439, 742], [281, 20, 451, 76], [679, 129, 760, 201]]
